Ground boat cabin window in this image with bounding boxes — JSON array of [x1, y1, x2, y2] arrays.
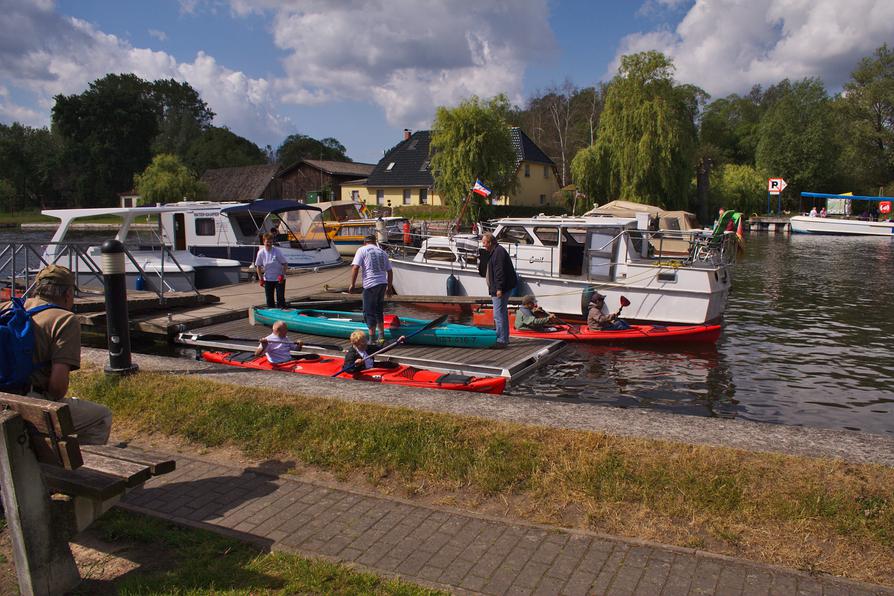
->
[[533, 227, 559, 247], [560, 226, 586, 276], [195, 218, 216, 236], [587, 227, 622, 280], [496, 226, 534, 245], [230, 213, 260, 238], [422, 247, 457, 262]]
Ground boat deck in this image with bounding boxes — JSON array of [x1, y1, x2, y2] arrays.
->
[[176, 316, 565, 383]]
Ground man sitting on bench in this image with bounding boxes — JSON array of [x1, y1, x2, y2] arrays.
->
[[23, 265, 112, 444]]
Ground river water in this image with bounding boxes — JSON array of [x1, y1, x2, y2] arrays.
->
[[4, 229, 892, 435]]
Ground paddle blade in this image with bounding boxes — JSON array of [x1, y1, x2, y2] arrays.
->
[[620, 296, 631, 307]]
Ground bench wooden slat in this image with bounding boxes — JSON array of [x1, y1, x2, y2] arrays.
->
[[80, 452, 151, 488], [0, 393, 75, 436], [81, 445, 176, 476], [33, 436, 83, 469], [40, 464, 127, 500]]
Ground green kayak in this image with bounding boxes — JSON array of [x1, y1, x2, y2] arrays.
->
[[251, 308, 497, 348]]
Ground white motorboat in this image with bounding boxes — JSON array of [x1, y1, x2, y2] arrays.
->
[[389, 215, 737, 325], [160, 200, 343, 269], [790, 216, 894, 236], [41, 206, 243, 292]]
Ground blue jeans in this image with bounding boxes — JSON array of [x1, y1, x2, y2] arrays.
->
[[362, 284, 388, 331], [492, 293, 509, 345]]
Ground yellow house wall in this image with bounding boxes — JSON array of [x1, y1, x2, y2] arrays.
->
[[491, 162, 560, 206], [353, 186, 444, 208]]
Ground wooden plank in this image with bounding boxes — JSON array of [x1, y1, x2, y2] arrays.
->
[[40, 465, 126, 500], [81, 445, 176, 476], [0, 393, 75, 436], [33, 437, 83, 470], [79, 452, 151, 487]]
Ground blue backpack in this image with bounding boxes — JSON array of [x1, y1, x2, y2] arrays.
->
[[0, 298, 62, 394]]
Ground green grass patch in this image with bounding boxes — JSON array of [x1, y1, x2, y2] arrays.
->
[[0, 210, 55, 224], [84, 509, 443, 595], [72, 370, 894, 585]]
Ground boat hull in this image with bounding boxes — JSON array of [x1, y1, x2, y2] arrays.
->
[[790, 216, 894, 236], [510, 323, 722, 343], [253, 308, 498, 348], [202, 351, 506, 394]]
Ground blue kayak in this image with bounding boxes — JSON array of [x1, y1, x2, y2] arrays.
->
[[251, 308, 498, 348]]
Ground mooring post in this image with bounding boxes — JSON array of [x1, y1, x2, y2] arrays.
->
[[101, 239, 139, 376]]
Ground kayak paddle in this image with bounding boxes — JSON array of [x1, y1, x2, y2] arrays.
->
[[331, 314, 449, 377]]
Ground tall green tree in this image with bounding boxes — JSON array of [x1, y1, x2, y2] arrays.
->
[[710, 163, 766, 215], [755, 78, 839, 205], [275, 134, 350, 167], [149, 78, 215, 160], [52, 73, 159, 206], [134, 154, 207, 204], [577, 51, 701, 209], [429, 94, 518, 222], [0, 123, 63, 210], [699, 88, 764, 166], [185, 126, 267, 174]]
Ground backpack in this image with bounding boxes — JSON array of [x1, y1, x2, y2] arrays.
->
[[0, 298, 62, 394]]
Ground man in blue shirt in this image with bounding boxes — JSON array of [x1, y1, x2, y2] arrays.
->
[[348, 235, 394, 344]]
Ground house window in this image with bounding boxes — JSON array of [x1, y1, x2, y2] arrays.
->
[[403, 189, 411, 205], [524, 163, 530, 177], [419, 188, 428, 204], [386, 162, 395, 171], [540, 194, 546, 205], [376, 189, 384, 205], [351, 190, 360, 201], [544, 165, 549, 178], [195, 218, 216, 236]]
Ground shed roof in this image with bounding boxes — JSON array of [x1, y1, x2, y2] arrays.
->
[[279, 159, 375, 178], [200, 164, 279, 202]]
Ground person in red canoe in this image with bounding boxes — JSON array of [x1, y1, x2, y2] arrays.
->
[[515, 295, 559, 331], [587, 292, 631, 331], [343, 330, 405, 372], [255, 321, 303, 364]]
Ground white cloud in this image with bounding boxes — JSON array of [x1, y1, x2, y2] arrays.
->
[[246, 0, 555, 128], [148, 28, 168, 42], [0, 0, 284, 143], [612, 0, 894, 98]]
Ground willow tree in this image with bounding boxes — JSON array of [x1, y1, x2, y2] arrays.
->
[[134, 153, 207, 204], [429, 94, 518, 222], [579, 51, 699, 209]]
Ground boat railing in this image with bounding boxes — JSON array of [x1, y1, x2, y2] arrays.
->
[[0, 240, 200, 303]]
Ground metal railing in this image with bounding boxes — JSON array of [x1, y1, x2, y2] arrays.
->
[[0, 241, 200, 303]]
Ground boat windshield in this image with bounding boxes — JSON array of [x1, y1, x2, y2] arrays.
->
[[286, 209, 331, 250]]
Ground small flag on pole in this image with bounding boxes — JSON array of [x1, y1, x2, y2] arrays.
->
[[472, 179, 492, 198]]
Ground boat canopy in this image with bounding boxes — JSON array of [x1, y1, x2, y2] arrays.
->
[[220, 200, 323, 215], [801, 192, 894, 202]]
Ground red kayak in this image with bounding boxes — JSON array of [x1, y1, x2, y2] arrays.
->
[[510, 323, 722, 343], [202, 351, 507, 394]]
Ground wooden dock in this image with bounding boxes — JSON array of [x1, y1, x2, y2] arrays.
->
[[748, 216, 790, 233]]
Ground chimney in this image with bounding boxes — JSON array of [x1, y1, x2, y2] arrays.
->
[[403, 129, 411, 141]]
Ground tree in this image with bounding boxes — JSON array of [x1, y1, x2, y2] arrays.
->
[[576, 51, 700, 209], [429, 94, 518, 222], [755, 78, 839, 205], [275, 134, 350, 167], [710, 164, 766, 215], [149, 79, 215, 160], [570, 144, 602, 204], [134, 154, 207, 204], [185, 126, 267, 174], [0, 123, 64, 210]]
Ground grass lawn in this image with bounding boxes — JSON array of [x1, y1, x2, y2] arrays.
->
[[72, 370, 894, 587]]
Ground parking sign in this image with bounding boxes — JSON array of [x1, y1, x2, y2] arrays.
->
[[768, 178, 787, 194]]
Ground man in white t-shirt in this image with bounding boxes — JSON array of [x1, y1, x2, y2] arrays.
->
[[255, 321, 302, 364], [255, 233, 289, 308], [349, 235, 393, 344]]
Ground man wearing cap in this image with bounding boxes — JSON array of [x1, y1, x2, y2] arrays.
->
[[15, 265, 112, 444], [586, 292, 630, 331], [348, 235, 393, 345]]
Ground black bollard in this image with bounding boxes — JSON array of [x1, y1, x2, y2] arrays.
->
[[101, 239, 139, 376]]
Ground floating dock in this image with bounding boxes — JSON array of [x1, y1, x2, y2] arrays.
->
[[176, 316, 565, 383]]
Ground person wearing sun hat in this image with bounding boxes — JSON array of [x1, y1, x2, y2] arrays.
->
[[586, 292, 630, 331]]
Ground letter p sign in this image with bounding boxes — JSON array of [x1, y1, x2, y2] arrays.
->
[[767, 178, 787, 195]]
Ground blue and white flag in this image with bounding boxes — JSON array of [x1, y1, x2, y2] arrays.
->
[[472, 179, 492, 197]]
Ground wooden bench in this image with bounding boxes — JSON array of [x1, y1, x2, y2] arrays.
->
[[0, 393, 175, 595]]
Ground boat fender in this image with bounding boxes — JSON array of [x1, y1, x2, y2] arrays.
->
[[581, 287, 595, 316], [135, 273, 145, 291], [446, 274, 459, 296]]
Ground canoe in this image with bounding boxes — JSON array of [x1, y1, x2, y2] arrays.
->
[[510, 323, 722, 343], [251, 308, 497, 348], [202, 351, 507, 394]]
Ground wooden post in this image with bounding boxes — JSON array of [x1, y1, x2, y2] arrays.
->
[[0, 411, 81, 596]]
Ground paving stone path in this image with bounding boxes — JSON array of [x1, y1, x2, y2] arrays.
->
[[120, 454, 891, 596]]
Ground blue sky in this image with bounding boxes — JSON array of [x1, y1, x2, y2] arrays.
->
[[2, 1, 893, 164]]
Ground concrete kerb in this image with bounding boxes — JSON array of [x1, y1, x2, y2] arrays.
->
[[82, 348, 894, 468]]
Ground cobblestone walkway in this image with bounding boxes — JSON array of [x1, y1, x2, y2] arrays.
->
[[121, 454, 891, 596]]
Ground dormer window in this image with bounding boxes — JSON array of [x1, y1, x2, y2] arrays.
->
[[420, 160, 430, 172], [386, 162, 395, 171]]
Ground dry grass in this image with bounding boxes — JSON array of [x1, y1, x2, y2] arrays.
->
[[72, 370, 894, 586]]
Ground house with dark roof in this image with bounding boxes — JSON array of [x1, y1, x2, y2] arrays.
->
[[278, 159, 375, 203], [199, 164, 281, 202], [348, 128, 560, 208]]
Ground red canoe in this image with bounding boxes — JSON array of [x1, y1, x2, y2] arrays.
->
[[202, 351, 507, 394], [510, 323, 722, 343]]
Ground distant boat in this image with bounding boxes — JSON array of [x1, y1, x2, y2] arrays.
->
[[792, 192, 894, 237]]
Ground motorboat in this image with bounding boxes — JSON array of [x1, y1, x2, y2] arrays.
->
[[40, 206, 242, 292], [584, 200, 708, 257], [791, 192, 894, 236], [161, 200, 343, 269], [325, 216, 410, 255], [388, 215, 737, 325]]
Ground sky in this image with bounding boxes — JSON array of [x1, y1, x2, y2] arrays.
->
[[2, 0, 893, 164]]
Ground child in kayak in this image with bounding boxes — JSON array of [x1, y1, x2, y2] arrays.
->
[[255, 321, 303, 364], [515, 295, 559, 331], [343, 329, 406, 372], [587, 293, 630, 331]]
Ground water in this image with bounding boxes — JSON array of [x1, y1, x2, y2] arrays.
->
[[502, 234, 894, 435]]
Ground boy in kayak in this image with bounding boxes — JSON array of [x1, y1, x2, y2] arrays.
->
[[587, 293, 631, 331], [515, 295, 559, 331], [255, 321, 303, 364], [344, 330, 405, 372]]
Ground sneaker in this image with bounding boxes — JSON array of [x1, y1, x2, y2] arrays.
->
[[492, 342, 508, 350]]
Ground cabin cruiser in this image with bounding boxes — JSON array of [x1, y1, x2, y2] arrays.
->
[[326, 216, 410, 255], [40, 206, 242, 292], [162, 200, 342, 269], [584, 200, 707, 257], [388, 215, 737, 325]]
